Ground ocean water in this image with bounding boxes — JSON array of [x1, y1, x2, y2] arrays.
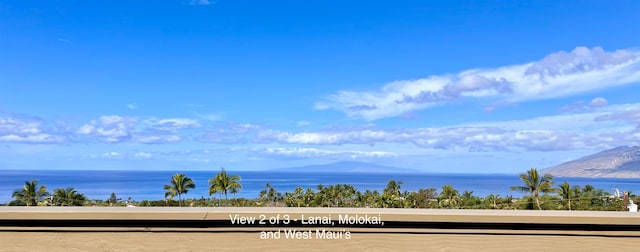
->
[[1, 170, 638, 204]]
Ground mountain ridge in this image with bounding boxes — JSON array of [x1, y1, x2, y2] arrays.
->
[[542, 146, 640, 178]]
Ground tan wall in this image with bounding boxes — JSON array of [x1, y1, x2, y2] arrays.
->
[[1, 207, 639, 252]]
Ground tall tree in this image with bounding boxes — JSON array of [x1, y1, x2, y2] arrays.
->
[[510, 168, 555, 210], [208, 168, 242, 206], [460, 191, 479, 209], [227, 173, 242, 203], [558, 181, 579, 211], [260, 183, 282, 206], [439, 184, 460, 209], [164, 173, 196, 207], [303, 188, 315, 207], [412, 188, 438, 208], [382, 180, 404, 208], [52, 187, 87, 206], [290, 187, 304, 207], [108, 192, 118, 206], [484, 194, 499, 209], [12, 180, 50, 206]]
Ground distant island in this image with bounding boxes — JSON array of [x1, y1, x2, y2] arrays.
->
[[269, 161, 418, 173], [543, 146, 640, 178]]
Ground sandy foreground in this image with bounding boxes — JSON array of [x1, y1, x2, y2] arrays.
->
[[1, 207, 639, 252]]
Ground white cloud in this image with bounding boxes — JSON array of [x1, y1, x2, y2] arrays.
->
[[100, 151, 153, 160], [317, 46, 640, 120], [153, 118, 201, 131], [595, 107, 640, 126], [264, 147, 397, 159], [257, 128, 390, 145], [0, 134, 62, 144], [190, 0, 211, 5], [127, 103, 138, 109], [559, 97, 609, 113], [77, 115, 137, 143], [77, 116, 198, 144], [196, 113, 222, 121], [102, 152, 123, 158], [0, 114, 64, 144], [589, 97, 608, 108], [196, 123, 262, 143], [134, 135, 182, 144], [296, 121, 311, 127], [133, 152, 153, 159], [257, 103, 640, 152]]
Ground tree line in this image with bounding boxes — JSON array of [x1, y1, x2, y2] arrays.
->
[[162, 168, 242, 207], [10, 180, 87, 206], [6, 168, 634, 210]]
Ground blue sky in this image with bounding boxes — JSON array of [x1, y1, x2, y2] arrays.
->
[[1, 1, 639, 173]]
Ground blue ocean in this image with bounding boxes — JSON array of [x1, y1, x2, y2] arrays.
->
[[1, 170, 639, 204]]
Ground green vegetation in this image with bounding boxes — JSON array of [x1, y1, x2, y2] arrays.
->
[[510, 168, 555, 210], [7, 168, 635, 210], [52, 187, 87, 206], [208, 168, 242, 206], [11, 180, 50, 206], [259, 183, 283, 207], [557, 181, 578, 210], [10, 181, 89, 206], [108, 192, 119, 206], [163, 173, 196, 207]]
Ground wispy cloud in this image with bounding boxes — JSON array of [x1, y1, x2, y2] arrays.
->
[[316, 46, 640, 120], [0, 112, 65, 144], [77, 116, 192, 144], [296, 120, 311, 127], [102, 151, 123, 158], [259, 103, 640, 152], [77, 115, 137, 143], [152, 118, 201, 131], [127, 103, 138, 109], [7, 101, 640, 154], [195, 123, 261, 143], [189, 0, 211, 6], [133, 134, 182, 144], [193, 112, 222, 121], [101, 151, 153, 160], [589, 97, 608, 108], [263, 147, 397, 159], [559, 97, 608, 113], [595, 108, 640, 126], [133, 152, 153, 159]]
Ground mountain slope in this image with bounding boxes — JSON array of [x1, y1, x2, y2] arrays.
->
[[543, 146, 640, 178]]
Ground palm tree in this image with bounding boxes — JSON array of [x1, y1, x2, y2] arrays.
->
[[484, 194, 499, 209], [260, 183, 282, 206], [439, 184, 460, 209], [209, 179, 222, 206], [303, 188, 315, 207], [230, 186, 240, 206], [227, 174, 242, 203], [164, 173, 196, 207], [52, 187, 87, 206], [510, 168, 555, 210], [383, 180, 403, 198], [382, 180, 404, 208], [12, 180, 50, 206], [557, 181, 580, 210], [291, 187, 304, 207], [460, 191, 477, 209], [208, 168, 242, 206]]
